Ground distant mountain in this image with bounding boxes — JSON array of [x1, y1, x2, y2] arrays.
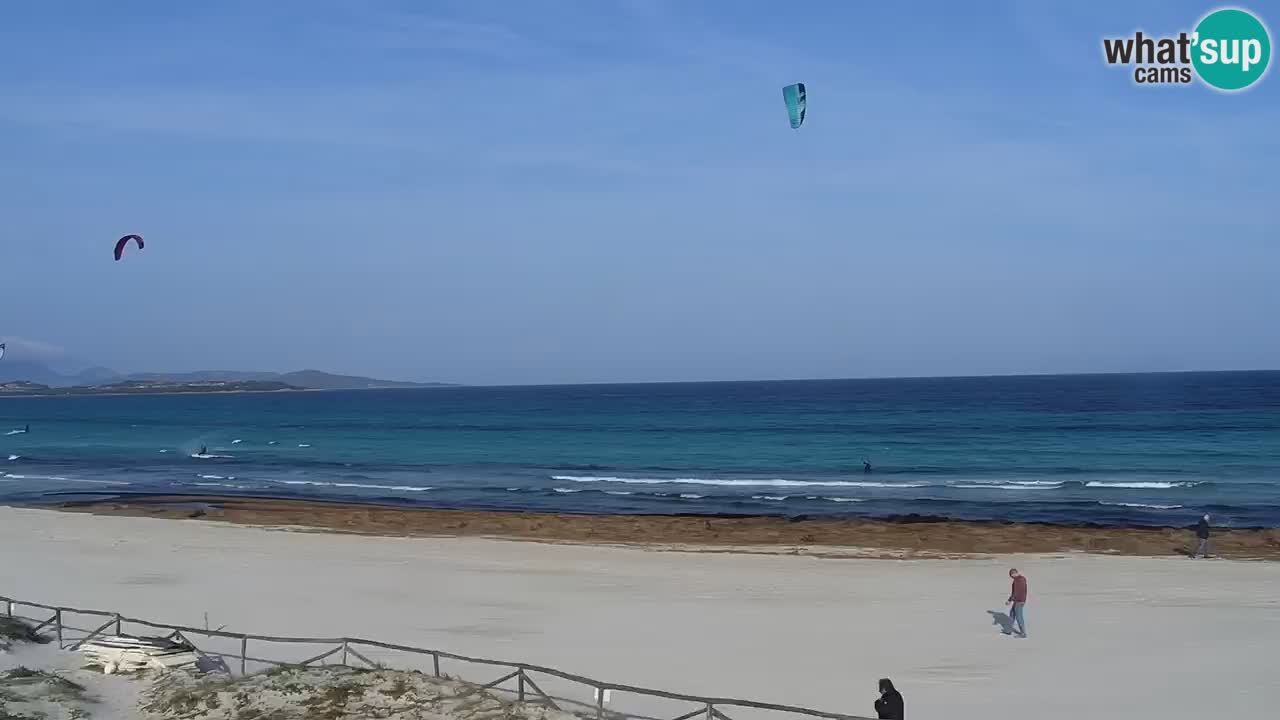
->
[[127, 370, 279, 383], [0, 379, 300, 397], [276, 370, 440, 390], [0, 362, 453, 391]]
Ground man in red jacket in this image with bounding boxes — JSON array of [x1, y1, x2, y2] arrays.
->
[[1007, 568, 1028, 637]]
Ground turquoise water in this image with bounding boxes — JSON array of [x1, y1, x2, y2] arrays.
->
[[1, 371, 1278, 527]]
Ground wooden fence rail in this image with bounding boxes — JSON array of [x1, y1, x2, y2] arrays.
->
[[1, 594, 873, 720]]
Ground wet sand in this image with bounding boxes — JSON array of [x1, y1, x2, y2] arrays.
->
[[43, 496, 1280, 559]]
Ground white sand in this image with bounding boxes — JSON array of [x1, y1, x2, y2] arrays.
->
[[1, 507, 1277, 719], [0, 642, 145, 719]]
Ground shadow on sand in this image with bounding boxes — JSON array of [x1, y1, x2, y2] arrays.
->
[[987, 610, 1017, 636]]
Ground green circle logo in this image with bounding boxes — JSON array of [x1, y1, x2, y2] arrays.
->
[[1192, 8, 1271, 91]]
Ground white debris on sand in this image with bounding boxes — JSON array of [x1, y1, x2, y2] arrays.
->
[[139, 666, 579, 720], [80, 636, 200, 675], [3, 617, 576, 720]]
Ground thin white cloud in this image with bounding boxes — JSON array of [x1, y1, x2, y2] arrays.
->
[[307, 9, 538, 59], [0, 336, 67, 363]]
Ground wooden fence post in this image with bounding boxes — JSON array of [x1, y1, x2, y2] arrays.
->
[[1, 595, 868, 720]]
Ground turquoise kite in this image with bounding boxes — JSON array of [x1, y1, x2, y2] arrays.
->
[[782, 83, 806, 129]]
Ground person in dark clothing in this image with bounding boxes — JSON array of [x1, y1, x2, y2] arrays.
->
[[1194, 514, 1212, 558], [874, 678, 904, 720], [198, 445, 207, 456], [863, 460, 873, 474]]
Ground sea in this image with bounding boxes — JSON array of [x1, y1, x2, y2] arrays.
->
[[1, 372, 1278, 528]]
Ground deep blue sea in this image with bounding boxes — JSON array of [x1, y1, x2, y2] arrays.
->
[[1, 372, 1278, 528]]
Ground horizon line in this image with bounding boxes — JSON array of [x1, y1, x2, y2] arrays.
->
[[4, 365, 1278, 391], [462, 367, 1280, 389]]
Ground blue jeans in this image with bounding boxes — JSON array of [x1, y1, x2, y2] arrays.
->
[[1196, 538, 1211, 558], [1011, 602, 1027, 635]]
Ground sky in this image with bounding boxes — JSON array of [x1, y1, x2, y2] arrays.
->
[[1, 0, 1277, 385]]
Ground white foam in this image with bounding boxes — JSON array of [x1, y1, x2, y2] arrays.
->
[[159, 449, 169, 453], [752, 495, 790, 501], [552, 488, 581, 494], [197, 474, 226, 481], [823, 497, 866, 503], [955, 483, 1062, 491], [232, 439, 243, 444], [551, 475, 926, 489], [841, 481, 929, 488], [1099, 501, 1184, 510], [0, 474, 128, 486], [6, 455, 18, 461], [274, 479, 432, 492], [4, 429, 26, 436], [953, 479, 1064, 487], [268, 441, 277, 445], [297, 444, 311, 448], [604, 491, 633, 496], [190, 453, 234, 459], [1086, 481, 1192, 490], [678, 493, 705, 499]]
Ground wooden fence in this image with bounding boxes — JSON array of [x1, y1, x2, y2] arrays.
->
[[1, 594, 873, 720]]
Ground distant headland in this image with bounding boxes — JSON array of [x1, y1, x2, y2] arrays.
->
[[0, 379, 301, 396], [0, 365, 457, 397]]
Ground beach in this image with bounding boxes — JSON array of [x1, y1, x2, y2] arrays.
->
[[2, 505, 1277, 720]]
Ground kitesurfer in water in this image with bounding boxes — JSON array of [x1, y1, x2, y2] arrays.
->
[[198, 445, 207, 456], [863, 460, 873, 474]]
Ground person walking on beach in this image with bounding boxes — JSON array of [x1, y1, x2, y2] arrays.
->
[[874, 678, 904, 720], [1007, 568, 1028, 637], [1194, 514, 1212, 558]]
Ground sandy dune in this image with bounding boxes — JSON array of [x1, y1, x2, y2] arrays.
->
[[1, 507, 1277, 719]]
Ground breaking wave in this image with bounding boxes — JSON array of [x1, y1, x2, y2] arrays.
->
[[551, 475, 928, 489], [273, 479, 432, 492], [1085, 481, 1200, 490], [1099, 501, 1184, 510]]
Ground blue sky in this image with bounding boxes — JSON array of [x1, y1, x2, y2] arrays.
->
[[1, 0, 1277, 384]]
